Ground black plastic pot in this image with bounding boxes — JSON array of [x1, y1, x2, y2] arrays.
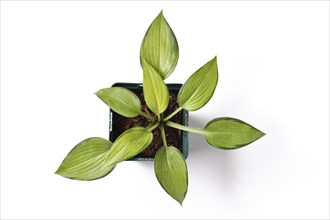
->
[[109, 83, 189, 161]]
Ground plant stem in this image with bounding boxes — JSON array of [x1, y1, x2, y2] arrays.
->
[[163, 107, 183, 121], [140, 111, 154, 120], [165, 121, 206, 135], [146, 121, 160, 132], [160, 125, 168, 147]]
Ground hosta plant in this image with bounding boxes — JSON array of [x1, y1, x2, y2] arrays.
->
[[56, 11, 265, 205]]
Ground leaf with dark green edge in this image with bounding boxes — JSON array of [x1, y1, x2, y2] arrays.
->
[[55, 137, 116, 181], [142, 59, 169, 116], [204, 117, 265, 149], [178, 57, 218, 111], [105, 127, 153, 166], [95, 87, 141, 117], [154, 146, 188, 205], [140, 10, 179, 79]]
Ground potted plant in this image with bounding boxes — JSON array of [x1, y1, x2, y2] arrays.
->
[[55, 11, 265, 205]]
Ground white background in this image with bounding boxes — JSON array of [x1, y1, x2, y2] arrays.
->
[[1, 1, 329, 219]]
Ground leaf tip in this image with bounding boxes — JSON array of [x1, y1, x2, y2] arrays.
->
[[54, 167, 62, 175], [55, 163, 67, 176], [212, 56, 218, 67], [94, 89, 102, 97], [259, 131, 266, 138], [174, 195, 186, 206]]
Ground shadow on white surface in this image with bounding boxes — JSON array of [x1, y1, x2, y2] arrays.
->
[[187, 116, 240, 192]]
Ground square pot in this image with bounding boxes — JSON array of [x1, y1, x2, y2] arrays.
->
[[109, 83, 189, 161]]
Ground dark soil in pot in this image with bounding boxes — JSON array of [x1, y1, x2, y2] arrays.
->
[[111, 90, 183, 159]]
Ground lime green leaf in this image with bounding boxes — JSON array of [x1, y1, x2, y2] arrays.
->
[[55, 137, 116, 181], [95, 87, 141, 117], [142, 59, 169, 115], [154, 146, 188, 205], [140, 10, 179, 79], [178, 57, 218, 111], [105, 127, 153, 166], [204, 117, 265, 149]]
